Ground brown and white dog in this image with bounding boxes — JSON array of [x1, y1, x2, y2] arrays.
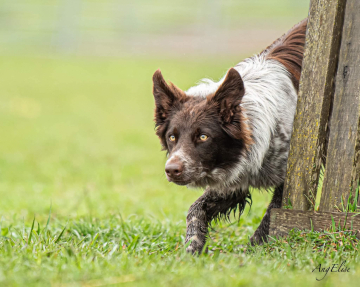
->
[[152, 19, 307, 253]]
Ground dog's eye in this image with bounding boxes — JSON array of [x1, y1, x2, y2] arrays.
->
[[199, 134, 208, 141], [169, 135, 176, 142]]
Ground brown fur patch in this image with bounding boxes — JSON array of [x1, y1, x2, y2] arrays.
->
[[206, 68, 253, 150], [152, 69, 189, 147], [238, 111, 253, 151], [264, 18, 307, 91]]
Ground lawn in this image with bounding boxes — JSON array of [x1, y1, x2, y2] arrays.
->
[[0, 55, 359, 286]]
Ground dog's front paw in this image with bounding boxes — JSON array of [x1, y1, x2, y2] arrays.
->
[[185, 235, 205, 254], [186, 245, 196, 254], [185, 242, 204, 255]]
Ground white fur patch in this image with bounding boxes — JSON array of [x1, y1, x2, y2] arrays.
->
[[166, 149, 188, 165], [189, 235, 202, 244], [187, 217, 199, 226]]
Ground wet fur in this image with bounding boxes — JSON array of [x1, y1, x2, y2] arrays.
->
[[153, 19, 307, 253]]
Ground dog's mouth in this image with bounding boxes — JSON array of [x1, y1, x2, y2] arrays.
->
[[165, 174, 192, 186], [165, 170, 208, 187]]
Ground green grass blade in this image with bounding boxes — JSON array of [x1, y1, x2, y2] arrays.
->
[[37, 222, 41, 235], [341, 195, 345, 212], [90, 233, 99, 246], [43, 202, 52, 240], [54, 225, 67, 244], [331, 215, 336, 232], [28, 216, 35, 244], [346, 194, 351, 212], [355, 180, 360, 212], [343, 210, 348, 231]]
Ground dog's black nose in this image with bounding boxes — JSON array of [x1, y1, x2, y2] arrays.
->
[[165, 162, 183, 178]]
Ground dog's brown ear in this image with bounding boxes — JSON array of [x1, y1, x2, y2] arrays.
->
[[152, 69, 186, 130], [208, 68, 246, 139]]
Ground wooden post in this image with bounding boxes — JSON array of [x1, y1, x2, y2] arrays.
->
[[270, 0, 360, 240], [282, 0, 347, 211], [319, 0, 360, 212], [270, 209, 360, 239]]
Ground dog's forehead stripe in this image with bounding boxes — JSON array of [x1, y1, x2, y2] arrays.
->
[[170, 100, 216, 131]]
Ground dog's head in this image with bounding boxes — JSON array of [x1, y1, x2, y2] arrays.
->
[[152, 68, 252, 188]]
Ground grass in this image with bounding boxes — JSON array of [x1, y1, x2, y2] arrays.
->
[[0, 55, 360, 286]]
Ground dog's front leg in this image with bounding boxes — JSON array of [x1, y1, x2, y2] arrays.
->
[[185, 188, 251, 254], [185, 194, 209, 254]]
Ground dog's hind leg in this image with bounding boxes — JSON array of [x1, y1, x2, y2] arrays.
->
[[185, 188, 251, 254], [250, 184, 284, 245]]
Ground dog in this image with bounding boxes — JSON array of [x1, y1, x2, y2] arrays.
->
[[152, 19, 307, 253]]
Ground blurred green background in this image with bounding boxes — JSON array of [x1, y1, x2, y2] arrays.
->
[[0, 0, 309, 223], [9, 2, 360, 287]]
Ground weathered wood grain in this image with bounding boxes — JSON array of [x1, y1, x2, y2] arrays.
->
[[282, 0, 347, 211], [319, 0, 360, 212], [270, 208, 360, 239]]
